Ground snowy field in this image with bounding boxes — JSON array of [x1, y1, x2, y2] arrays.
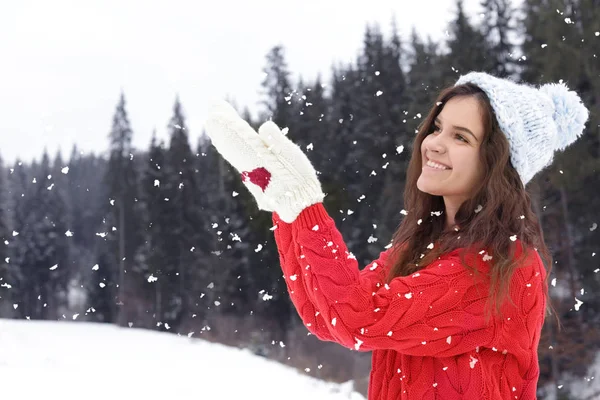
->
[[0, 319, 365, 400]]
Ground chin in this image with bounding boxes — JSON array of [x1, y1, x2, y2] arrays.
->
[[416, 179, 443, 196]]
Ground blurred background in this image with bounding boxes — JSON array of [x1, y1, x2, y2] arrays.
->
[[0, 0, 598, 399]]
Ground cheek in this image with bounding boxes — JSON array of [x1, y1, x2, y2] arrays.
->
[[420, 137, 428, 153], [465, 155, 484, 181], [453, 152, 480, 176]]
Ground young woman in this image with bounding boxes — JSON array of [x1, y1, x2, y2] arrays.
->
[[204, 71, 589, 399]]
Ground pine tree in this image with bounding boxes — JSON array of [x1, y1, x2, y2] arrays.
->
[[65, 148, 112, 321], [3, 152, 70, 319], [332, 23, 409, 265], [261, 45, 296, 136], [405, 28, 445, 141], [328, 64, 361, 215], [520, 0, 600, 387], [371, 21, 412, 250], [194, 134, 229, 323], [35, 151, 70, 318], [442, 0, 495, 82], [0, 157, 12, 316], [255, 45, 300, 337], [6, 160, 30, 318], [138, 132, 172, 329], [102, 91, 144, 324], [479, 0, 518, 77]]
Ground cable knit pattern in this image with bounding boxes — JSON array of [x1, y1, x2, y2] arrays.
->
[[273, 203, 547, 399]]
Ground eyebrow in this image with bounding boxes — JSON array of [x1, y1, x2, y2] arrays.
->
[[434, 117, 478, 142]]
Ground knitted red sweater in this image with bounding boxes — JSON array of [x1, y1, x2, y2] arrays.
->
[[272, 203, 547, 400]]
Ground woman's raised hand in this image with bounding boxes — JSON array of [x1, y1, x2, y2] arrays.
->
[[203, 100, 324, 223]]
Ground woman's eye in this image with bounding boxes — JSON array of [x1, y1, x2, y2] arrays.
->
[[430, 126, 467, 142]]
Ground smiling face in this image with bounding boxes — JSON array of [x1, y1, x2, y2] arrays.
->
[[417, 96, 486, 226]]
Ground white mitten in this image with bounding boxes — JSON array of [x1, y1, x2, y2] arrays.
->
[[204, 100, 325, 223]]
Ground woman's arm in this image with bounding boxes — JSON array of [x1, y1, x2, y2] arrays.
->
[[272, 202, 516, 357], [273, 208, 392, 343]]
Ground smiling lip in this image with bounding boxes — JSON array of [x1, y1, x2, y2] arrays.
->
[[424, 164, 450, 172], [424, 156, 452, 170]]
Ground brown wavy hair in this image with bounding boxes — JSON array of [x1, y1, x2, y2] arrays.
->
[[386, 82, 559, 328]]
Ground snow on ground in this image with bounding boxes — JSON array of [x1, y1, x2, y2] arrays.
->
[[0, 319, 365, 400]]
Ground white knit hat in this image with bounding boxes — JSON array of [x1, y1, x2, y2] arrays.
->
[[454, 72, 589, 186]]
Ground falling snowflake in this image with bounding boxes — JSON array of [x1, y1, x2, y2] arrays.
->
[[574, 297, 583, 311], [354, 337, 364, 350], [261, 292, 273, 301], [469, 356, 479, 369]]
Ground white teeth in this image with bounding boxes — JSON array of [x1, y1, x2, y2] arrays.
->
[[426, 160, 449, 170]]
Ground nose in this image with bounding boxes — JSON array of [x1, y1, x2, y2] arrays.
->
[[425, 129, 447, 154]]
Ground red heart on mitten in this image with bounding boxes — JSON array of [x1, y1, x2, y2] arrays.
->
[[241, 167, 271, 191]]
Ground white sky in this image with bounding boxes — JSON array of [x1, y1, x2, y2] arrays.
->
[[0, 0, 489, 165]]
